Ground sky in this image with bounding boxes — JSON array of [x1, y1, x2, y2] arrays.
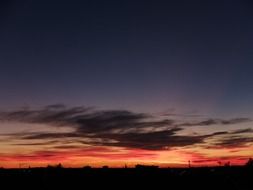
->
[[0, 0, 253, 168]]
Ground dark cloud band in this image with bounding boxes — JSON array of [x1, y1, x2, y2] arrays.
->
[[0, 105, 252, 150]]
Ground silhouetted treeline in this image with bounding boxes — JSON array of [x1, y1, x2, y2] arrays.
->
[[0, 163, 252, 189]]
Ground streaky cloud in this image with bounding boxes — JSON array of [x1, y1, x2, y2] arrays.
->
[[0, 105, 252, 150]]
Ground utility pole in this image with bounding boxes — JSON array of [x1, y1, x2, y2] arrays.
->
[[188, 160, 191, 168]]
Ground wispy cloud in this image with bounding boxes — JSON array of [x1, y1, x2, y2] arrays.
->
[[0, 147, 158, 162], [0, 105, 252, 150], [213, 136, 253, 148], [177, 118, 251, 127]]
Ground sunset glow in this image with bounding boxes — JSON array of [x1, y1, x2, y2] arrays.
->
[[0, 1, 253, 169], [0, 106, 252, 168]]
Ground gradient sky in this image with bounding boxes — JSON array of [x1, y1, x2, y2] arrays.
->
[[0, 0, 253, 168]]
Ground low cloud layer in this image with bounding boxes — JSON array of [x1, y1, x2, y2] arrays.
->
[[0, 105, 252, 150]]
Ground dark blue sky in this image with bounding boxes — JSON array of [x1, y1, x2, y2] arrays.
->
[[0, 0, 253, 116]]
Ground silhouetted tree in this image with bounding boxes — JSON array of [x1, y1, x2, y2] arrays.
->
[[245, 158, 253, 168], [224, 161, 230, 167], [56, 163, 63, 168]]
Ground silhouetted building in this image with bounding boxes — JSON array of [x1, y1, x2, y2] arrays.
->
[[83, 166, 92, 169], [135, 164, 159, 169]]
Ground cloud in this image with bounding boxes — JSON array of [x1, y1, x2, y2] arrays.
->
[[11, 140, 59, 146], [0, 106, 250, 131], [18, 132, 83, 140], [0, 147, 158, 162], [6, 128, 229, 150], [0, 105, 252, 150], [213, 137, 253, 148], [231, 128, 253, 134], [177, 118, 251, 127], [98, 128, 211, 150]]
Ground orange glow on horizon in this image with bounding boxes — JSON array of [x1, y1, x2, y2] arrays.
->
[[0, 146, 252, 168]]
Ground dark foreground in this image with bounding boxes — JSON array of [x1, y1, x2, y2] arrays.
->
[[0, 166, 252, 189]]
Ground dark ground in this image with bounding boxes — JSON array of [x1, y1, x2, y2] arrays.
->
[[0, 166, 252, 189]]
